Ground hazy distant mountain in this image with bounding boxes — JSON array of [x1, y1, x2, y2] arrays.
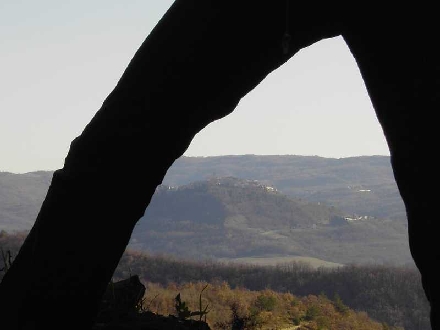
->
[[130, 176, 411, 265], [0, 171, 52, 231], [0, 155, 411, 265], [1, 155, 406, 233], [163, 155, 405, 222]]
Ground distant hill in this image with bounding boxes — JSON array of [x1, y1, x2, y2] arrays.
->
[[163, 155, 406, 221], [0, 171, 52, 231], [0, 155, 412, 266], [130, 176, 412, 265]]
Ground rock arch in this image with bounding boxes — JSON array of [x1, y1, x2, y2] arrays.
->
[[1, 2, 438, 329]]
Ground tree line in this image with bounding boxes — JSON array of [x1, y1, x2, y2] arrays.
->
[[0, 230, 430, 329], [115, 251, 430, 330]]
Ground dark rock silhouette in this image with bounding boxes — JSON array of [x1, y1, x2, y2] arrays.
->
[[97, 275, 146, 324], [0, 2, 438, 329]]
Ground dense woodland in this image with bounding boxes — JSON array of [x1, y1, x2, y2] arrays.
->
[[114, 251, 429, 330], [1, 231, 430, 329], [140, 281, 401, 329]]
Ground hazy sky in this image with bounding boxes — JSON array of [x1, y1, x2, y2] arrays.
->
[[0, 1, 390, 173]]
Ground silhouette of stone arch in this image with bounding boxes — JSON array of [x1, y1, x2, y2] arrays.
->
[[1, 2, 438, 329]]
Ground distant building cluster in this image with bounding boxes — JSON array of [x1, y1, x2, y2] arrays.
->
[[344, 215, 374, 222], [207, 176, 278, 193], [347, 185, 372, 193]]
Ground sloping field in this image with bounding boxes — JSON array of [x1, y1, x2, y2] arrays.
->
[[218, 255, 343, 268]]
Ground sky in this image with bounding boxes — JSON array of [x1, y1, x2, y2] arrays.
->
[[0, 1, 390, 174]]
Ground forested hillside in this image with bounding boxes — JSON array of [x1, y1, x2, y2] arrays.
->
[[0, 155, 405, 233], [0, 170, 412, 265], [138, 281, 402, 330], [114, 251, 429, 330], [131, 176, 412, 265], [0, 231, 429, 329], [164, 155, 405, 221]]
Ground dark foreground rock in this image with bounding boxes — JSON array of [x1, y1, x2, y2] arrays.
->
[[94, 276, 210, 330], [93, 311, 210, 330]]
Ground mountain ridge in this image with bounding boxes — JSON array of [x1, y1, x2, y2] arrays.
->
[[0, 155, 411, 266], [130, 175, 411, 265], [163, 155, 404, 221]]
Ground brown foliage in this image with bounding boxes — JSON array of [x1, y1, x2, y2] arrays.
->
[[140, 280, 396, 330]]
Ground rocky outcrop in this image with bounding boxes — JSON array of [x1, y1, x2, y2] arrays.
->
[[94, 276, 210, 330]]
